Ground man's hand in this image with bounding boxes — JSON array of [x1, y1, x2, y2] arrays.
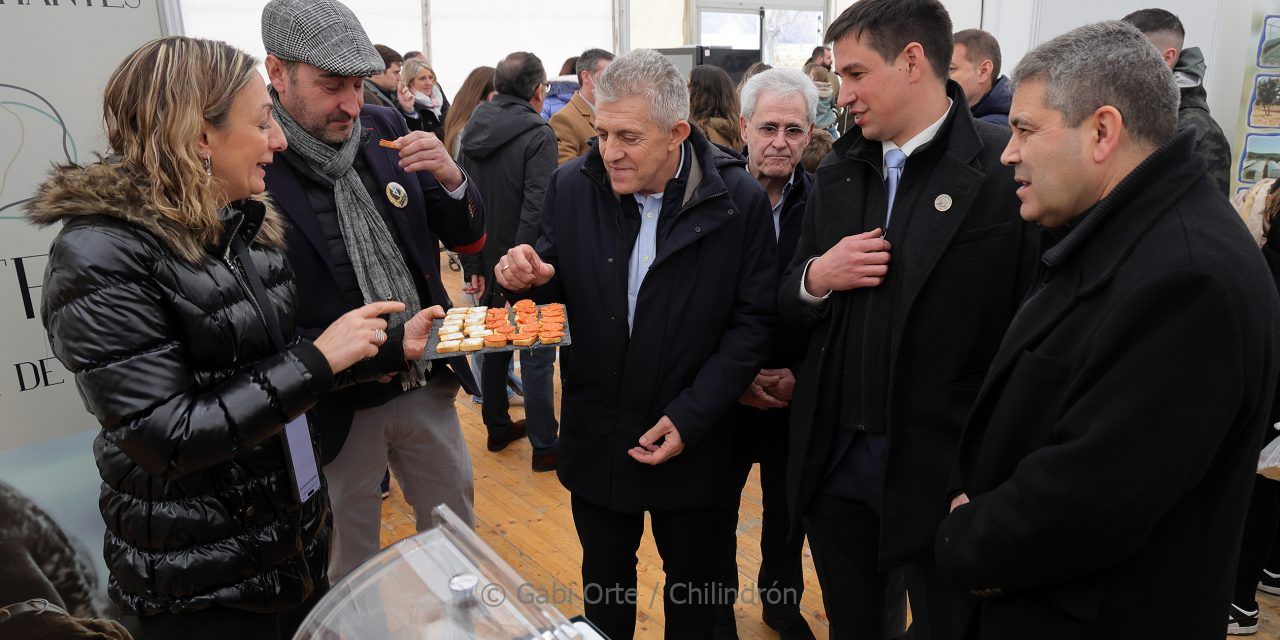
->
[[950, 493, 970, 513], [738, 381, 789, 410], [758, 368, 796, 402], [495, 244, 555, 293], [738, 368, 797, 409], [805, 229, 891, 297], [393, 131, 464, 190], [628, 416, 685, 465], [462, 274, 486, 298], [403, 305, 445, 361]]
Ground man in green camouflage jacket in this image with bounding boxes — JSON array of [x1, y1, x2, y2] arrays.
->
[[1124, 8, 1232, 196]]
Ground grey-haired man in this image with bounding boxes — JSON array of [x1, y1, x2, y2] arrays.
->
[[260, 0, 486, 582], [726, 67, 819, 640], [496, 49, 778, 639]]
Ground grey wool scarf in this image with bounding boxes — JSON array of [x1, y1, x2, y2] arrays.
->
[[271, 87, 427, 389]]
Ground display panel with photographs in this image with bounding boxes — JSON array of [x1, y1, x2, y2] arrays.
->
[[1239, 134, 1280, 183]]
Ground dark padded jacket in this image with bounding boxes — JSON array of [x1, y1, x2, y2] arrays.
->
[[29, 161, 336, 615], [458, 94, 558, 306], [531, 126, 779, 511]]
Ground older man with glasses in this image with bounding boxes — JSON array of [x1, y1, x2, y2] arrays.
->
[[720, 67, 820, 640]]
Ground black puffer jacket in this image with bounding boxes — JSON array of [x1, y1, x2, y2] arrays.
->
[[29, 161, 335, 615]]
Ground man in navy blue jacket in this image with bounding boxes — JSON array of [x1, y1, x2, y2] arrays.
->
[[496, 49, 777, 639], [950, 29, 1011, 127], [260, 0, 485, 583]]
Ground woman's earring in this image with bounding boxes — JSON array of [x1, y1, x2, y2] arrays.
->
[[201, 155, 211, 176]]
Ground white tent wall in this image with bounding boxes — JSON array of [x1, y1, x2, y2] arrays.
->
[[629, 0, 690, 49], [182, 0, 614, 105], [429, 0, 613, 96]]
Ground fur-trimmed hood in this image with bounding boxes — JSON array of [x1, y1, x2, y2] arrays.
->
[[27, 160, 285, 264]]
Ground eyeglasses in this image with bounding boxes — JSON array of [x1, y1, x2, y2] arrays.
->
[[755, 124, 808, 141]]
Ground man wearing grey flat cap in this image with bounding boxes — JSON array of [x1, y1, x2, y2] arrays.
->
[[260, 0, 487, 582]]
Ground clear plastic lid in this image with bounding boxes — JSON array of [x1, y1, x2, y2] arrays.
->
[[295, 505, 601, 639]]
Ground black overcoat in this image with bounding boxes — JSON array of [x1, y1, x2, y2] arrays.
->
[[936, 130, 1280, 639], [780, 85, 1040, 565]]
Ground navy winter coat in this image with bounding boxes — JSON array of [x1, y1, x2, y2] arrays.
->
[[534, 126, 779, 511]]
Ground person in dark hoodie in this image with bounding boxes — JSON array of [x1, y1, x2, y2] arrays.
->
[[950, 29, 1011, 126], [458, 52, 561, 471], [1124, 8, 1233, 196]]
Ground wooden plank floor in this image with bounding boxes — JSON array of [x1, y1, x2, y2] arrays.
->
[[374, 253, 1274, 639]]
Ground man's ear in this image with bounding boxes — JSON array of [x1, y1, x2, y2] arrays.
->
[[671, 119, 691, 150], [901, 42, 929, 82], [1088, 105, 1125, 164], [265, 55, 288, 95], [978, 59, 994, 85]]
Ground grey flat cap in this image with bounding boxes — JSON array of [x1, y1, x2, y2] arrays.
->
[[261, 0, 385, 77]]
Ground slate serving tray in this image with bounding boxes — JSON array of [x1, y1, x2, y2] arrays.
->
[[421, 305, 572, 361]]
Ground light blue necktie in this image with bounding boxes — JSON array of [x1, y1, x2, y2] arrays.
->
[[884, 148, 907, 228]]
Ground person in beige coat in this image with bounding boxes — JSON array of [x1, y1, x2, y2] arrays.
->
[[549, 48, 613, 164]]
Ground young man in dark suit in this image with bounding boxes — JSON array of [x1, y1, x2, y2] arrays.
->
[[779, 1, 1039, 637]]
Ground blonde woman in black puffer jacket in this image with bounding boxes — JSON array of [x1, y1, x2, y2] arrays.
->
[[28, 36, 438, 640]]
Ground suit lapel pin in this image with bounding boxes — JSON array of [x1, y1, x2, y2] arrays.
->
[[386, 182, 408, 209], [934, 194, 953, 212]]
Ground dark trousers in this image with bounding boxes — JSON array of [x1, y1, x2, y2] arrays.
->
[[726, 405, 807, 619], [482, 347, 559, 453], [1236, 474, 1280, 605], [805, 492, 905, 639], [902, 552, 970, 640], [572, 493, 738, 640], [136, 583, 326, 640], [805, 429, 911, 640]]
